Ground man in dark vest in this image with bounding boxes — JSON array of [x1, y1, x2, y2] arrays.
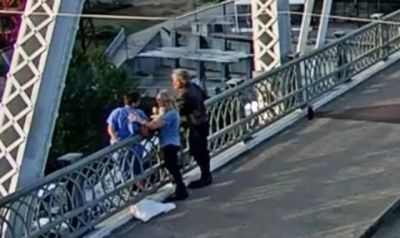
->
[[172, 68, 213, 189]]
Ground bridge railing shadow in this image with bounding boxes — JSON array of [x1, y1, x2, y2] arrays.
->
[[2, 8, 400, 238], [315, 103, 400, 124]]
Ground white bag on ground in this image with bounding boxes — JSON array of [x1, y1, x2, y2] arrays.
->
[[130, 199, 176, 222]]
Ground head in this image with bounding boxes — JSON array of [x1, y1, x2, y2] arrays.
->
[[156, 90, 176, 109], [123, 91, 141, 107], [171, 68, 190, 90]]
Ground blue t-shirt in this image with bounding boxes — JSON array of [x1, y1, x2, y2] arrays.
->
[[107, 107, 148, 141], [159, 109, 180, 148]]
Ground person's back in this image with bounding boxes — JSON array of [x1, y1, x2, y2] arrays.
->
[[107, 92, 148, 144], [158, 109, 180, 148], [127, 107, 148, 135], [107, 107, 147, 140], [178, 82, 208, 127], [107, 92, 149, 181], [107, 107, 131, 143]]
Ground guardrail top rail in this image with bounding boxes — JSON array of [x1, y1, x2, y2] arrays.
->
[[2, 8, 400, 238]]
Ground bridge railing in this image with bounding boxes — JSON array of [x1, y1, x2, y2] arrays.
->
[[2, 9, 400, 238]]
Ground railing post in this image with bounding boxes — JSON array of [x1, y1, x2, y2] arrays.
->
[[381, 23, 389, 61], [371, 13, 388, 61], [219, 38, 230, 83], [333, 31, 349, 83], [287, 52, 306, 107], [57, 153, 87, 233]]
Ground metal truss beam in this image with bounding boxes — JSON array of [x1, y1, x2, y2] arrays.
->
[[315, 0, 332, 48], [0, 0, 83, 198], [297, 0, 315, 55], [251, 0, 292, 72]]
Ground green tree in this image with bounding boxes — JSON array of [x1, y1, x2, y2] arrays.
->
[[49, 49, 136, 161]]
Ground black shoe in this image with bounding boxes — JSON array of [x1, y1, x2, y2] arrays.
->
[[163, 189, 189, 203], [188, 176, 212, 189]]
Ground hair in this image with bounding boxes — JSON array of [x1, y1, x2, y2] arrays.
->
[[172, 68, 190, 88], [123, 91, 141, 106], [157, 90, 179, 111]]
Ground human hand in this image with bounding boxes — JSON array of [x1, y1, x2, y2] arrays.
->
[[152, 106, 159, 115], [128, 113, 140, 122], [111, 137, 119, 144]]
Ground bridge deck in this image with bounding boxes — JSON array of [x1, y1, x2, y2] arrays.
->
[[114, 61, 400, 238]]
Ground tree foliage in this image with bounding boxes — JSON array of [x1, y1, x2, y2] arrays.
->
[[49, 49, 136, 161]]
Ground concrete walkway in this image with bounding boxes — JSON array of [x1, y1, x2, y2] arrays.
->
[[112, 61, 400, 238]]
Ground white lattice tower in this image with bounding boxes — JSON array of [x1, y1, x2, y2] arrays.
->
[[0, 0, 84, 198], [251, 0, 291, 72], [251, 0, 292, 121]]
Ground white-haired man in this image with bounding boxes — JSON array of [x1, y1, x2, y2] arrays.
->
[[171, 68, 213, 189]]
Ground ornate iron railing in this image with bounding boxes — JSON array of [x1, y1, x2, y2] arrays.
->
[[2, 10, 400, 238]]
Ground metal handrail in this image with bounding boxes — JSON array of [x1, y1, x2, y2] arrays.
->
[[2, 8, 400, 238]]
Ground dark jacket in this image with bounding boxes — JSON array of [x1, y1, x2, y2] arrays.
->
[[177, 83, 208, 127]]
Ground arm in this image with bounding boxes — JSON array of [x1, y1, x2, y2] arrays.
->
[[127, 110, 150, 135], [106, 109, 119, 142], [144, 118, 164, 130], [107, 124, 118, 142], [134, 115, 164, 130]]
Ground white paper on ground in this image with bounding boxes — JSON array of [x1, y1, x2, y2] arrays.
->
[[130, 199, 176, 222]]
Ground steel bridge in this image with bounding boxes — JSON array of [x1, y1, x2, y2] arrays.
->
[[1, 0, 400, 237]]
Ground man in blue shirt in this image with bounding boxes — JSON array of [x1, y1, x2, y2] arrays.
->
[[107, 92, 149, 182], [107, 92, 148, 144]]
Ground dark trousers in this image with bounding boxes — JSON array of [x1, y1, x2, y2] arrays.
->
[[188, 122, 211, 178], [162, 145, 185, 189]]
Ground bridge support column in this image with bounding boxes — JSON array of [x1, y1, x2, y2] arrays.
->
[[251, 0, 292, 121], [219, 38, 230, 83], [171, 29, 180, 68], [0, 0, 84, 198], [315, 0, 332, 48], [251, 0, 292, 71], [297, 0, 315, 55]]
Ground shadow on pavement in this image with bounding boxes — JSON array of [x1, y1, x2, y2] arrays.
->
[[315, 104, 400, 124]]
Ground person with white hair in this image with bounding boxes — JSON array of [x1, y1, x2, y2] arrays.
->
[[171, 68, 212, 189]]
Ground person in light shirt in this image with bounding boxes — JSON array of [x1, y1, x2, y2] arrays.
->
[[129, 90, 188, 202]]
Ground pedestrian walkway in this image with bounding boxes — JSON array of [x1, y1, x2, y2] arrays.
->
[[112, 60, 400, 238]]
